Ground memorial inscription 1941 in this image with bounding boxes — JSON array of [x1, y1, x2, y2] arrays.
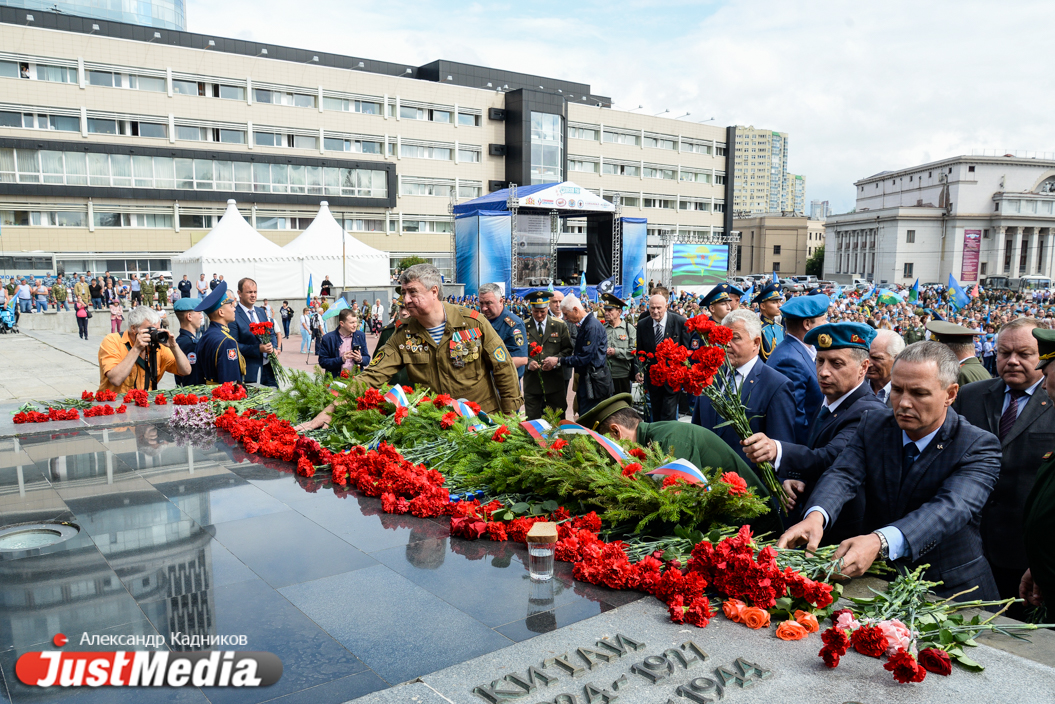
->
[[471, 633, 772, 704]]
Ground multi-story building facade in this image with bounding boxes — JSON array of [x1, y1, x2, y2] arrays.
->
[[810, 199, 830, 220], [730, 126, 791, 215], [824, 155, 1055, 285], [0, 9, 731, 284], [0, 0, 185, 30], [733, 214, 811, 276], [784, 173, 805, 215]]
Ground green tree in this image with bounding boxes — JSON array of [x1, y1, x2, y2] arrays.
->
[[805, 246, 825, 277], [397, 256, 429, 269]]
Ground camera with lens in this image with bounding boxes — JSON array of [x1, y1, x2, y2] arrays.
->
[[147, 327, 170, 346]]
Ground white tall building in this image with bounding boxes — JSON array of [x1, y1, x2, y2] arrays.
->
[[824, 155, 1055, 285]]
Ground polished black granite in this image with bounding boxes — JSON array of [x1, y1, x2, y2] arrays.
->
[[0, 420, 645, 702]]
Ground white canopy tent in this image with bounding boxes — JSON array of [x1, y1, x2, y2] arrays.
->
[[172, 200, 303, 299], [282, 201, 390, 289]]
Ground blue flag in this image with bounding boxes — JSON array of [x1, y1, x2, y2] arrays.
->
[[947, 274, 969, 310], [632, 268, 646, 298], [771, 271, 780, 285], [306, 274, 313, 306], [907, 278, 920, 304], [741, 283, 754, 303], [832, 284, 843, 300], [547, 279, 554, 293], [579, 271, 587, 296]]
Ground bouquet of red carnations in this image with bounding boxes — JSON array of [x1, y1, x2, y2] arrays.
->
[[249, 321, 287, 385]]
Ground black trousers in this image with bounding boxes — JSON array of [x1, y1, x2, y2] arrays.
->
[[612, 377, 632, 396], [131, 291, 142, 305], [77, 317, 89, 339], [647, 384, 680, 421], [525, 389, 567, 421]]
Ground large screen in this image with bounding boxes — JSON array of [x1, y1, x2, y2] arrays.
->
[[515, 214, 552, 283], [671, 244, 728, 286]]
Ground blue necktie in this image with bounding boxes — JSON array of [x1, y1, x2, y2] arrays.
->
[[901, 442, 920, 484], [807, 406, 831, 447]]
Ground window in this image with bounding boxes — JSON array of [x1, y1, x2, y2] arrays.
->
[[89, 70, 122, 87], [980, 262, 988, 275], [0, 111, 20, 128], [457, 112, 480, 127], [400, 105, 452, 123], [530, 112, 563, 185], [322, 97, 383, 115], [171, 79, 198, 95], [400, 220, 452, 234], [643, 167, 675, 180], [457, 148, 481, 163], [680, 171, 711, 183], [132, 122, 167, 139], [36, 64, 77, 83], [773, 245, 781, 255], [715, 175, 726, 185], [324, 137, 382, 154], [773, 262, 780, 272], [968, 165, 975, 172], [568, 160, 597, 173], [642, 197, 675, 209], [683, 141, 712, 155], [401, 144, 452, 160], [602, 162, 638, 177], [219, 129, 245, 144], [179, 214, 214, 228], [679, 201, 710, 212], [995, 202, 1000, 211], [906, 230, 915, 243], [903, 262, 914, 277], [344, 218, 385, 232], [602, 130, 639, 146], [458, 183, 482, 199], [216, 85, 246, 101], [643, 136, 676, 150], [292, 134, 317, 150], [177, 125, 206, 141], [401, 181, 452, 197], [94, 212, 131, 227], [569, 125, 598, 140], [983, 229, 990, 239], [87, 118, 118, 135], [131, 75, 166, 93], [254, 89, 317, 108]]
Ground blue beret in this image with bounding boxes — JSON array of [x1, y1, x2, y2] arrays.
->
[[701, 284, 732, 307], [752, 282, 782, 305], [195, 280, 230, 314], [781, 293, 831, 319], [173, 298, 197, 312], [805, 322, 876, 351]]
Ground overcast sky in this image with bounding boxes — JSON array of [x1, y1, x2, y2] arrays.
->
[[187, 0, 1054, 214]]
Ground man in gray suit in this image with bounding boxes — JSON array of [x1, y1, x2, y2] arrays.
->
[[778, 341, 1002, 599], [953, 317, 1053, 611], [866, 329, 905, 406]]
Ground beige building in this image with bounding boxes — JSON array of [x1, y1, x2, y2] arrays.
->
[[0, 9, 731, 284], [733, 214, 810, 276]]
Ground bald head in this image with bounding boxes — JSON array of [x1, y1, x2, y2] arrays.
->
[[649, 294, 668, 322]]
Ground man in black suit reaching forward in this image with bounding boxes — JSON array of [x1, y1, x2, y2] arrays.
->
[[777, 341, 1002, 599], [635, 290, 690, 421]]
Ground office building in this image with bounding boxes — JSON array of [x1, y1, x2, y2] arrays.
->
[[0, 9, 731, 283], [730, 126, 791, 215], [823, 154, 1055, 284], [0, 0, 185, 30], [810, 199, 830, 220], [733, 213, 811, 276]]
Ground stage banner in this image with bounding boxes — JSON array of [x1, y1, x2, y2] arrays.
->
[[515, 213, 552, 284], [621, 217, 647, 299], [671, 244, 729, 286], [961, 229, 982, 282], [456, 211, 511, 296]]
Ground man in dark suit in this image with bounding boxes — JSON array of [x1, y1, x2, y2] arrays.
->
[[767, 293, 828, 444], [692, 308, 797, 468], [317, 308, 370, 378], [232, 277, 279, 387], [743, 322, 886, 543], [952, 317, 1053, 609], [778, 341, 1002, 599], [636, 291, 690, 421], [524, 291, 572, 420], [866, 328, 905, 406], [543, 295, 612, 415]]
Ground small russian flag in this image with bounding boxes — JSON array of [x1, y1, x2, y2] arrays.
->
[[453, 398, 486, 431], [648, 458, 709, 488], [558, 421, 630, 465], [383, 385, 410, 408], [520, 418, 553, 445]]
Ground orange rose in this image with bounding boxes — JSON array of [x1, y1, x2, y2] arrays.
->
[[794, 610, 820, 633], [722, 598, 747, 623], [741, 607, 771, 630], [776, 620, 809, 641]]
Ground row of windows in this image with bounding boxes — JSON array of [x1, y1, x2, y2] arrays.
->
[[567, 159, 723, 184], [400, 181, 482, 199], [570, 125, 723, 155], [0, 148, 389, 198]]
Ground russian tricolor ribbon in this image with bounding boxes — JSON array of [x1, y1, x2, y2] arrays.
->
[[452, 397, 487, 431], [558, 420, 630, 466], [383, 385, 410, 408], [647, 458, 709, 488], [520, 418, 554, 444]]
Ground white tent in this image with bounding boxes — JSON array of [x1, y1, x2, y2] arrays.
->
[[283, 201, 390, 289], [172, 200, 303, 299]]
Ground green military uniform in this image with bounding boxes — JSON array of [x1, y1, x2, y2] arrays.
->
[[376, 319, 410, 388], [50, 282, 67, 305], [358, 302, 523, 415], [141, 279, 155, 307], [156, 279, 169, 306], [902, 324, 925, 345], [957, 356, 992, 386], [1024, 452, 1055, 603], [601, 293, 637, 396], [523, 291, 573, 420], [73, 280, 90, 306]]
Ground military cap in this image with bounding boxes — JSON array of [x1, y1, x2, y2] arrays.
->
[[752, 282, 782, 305], [576, 393, 635, 432], [780, 293, 831, 319], [173, 298, 198, 312], [700, 284, 732, 308], [525, 290, 552, 308], [195, 280, 231, 314], [926, 320, 982, 343], [1033, 328, 1055, 370], [805, 322, 876, 351], [601, 292, 626, 309]]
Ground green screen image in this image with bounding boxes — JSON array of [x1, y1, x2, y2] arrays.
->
[[671, 244, 728, 286]]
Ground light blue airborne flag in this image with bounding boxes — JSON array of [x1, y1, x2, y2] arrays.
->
[[306, 274, 313, 307], [547, 279, 554, 293], [772, 272, 780, 285], [947, 274, 970, 310], [579, 271, 587, 296], [632, 268, 646, 298], [741, 283, 754, 303]]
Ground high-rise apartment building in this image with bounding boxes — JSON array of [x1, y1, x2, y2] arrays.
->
[[730, 126, 790, 215], [0, 0, 185, 30], [810, 199, 830, 220], [0, 9, 731, 282], [784, 173, 805, 215]]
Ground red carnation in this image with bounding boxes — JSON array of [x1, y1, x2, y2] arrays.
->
[[116, 404, 127, 414], [394, 406, 409, 425], [433, 394, 454, 408], [81, 390, 95, 401], [821, 627, 851, 654], [466, 401, 481, 414], [662, 476, 679, 488], [621, 462, 643, 478], [819, 645, 841, 668], [918, 648, 952, 676], [548, 438, 568, 451], [440, 411, 457, 429], [485, 522, 507, 542], [850, 624, 889, 658], [667, 595, 686, 624], [720, 472, 749, 496], [628, 447, 647, 460], [491, 425, 510, 442], [884, 648, 926, 684]]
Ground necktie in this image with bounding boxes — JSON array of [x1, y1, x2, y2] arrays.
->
[[901, 442, 920, 484], [654, 322, 664, 343], [808, 407, 831, 447], [538, 322, 545, 335], [248, 308, 258, 323], [999, 389, 1026, 440]]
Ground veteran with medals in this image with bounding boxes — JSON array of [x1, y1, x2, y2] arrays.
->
[[295, 265, 523, 431], [479, 282, 528, 379], [194, 281, 246, 385], [524, 290, 573, 420]]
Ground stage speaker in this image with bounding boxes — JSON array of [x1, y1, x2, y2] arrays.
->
[[489, 144, 507, 156], [585, 214, 616, 284], [488, 108, 506, 120], [488, 180, 507, 192]]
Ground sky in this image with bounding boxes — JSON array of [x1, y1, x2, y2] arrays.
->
[[187, 0, 1055, 214]]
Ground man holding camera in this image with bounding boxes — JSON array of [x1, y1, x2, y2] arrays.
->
[[97, 305, 191, 393], [318, 309, 370, 377]]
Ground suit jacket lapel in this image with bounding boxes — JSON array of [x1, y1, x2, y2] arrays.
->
[[897, 412, 956, 514], [983, 381, 1004, 435], [1003, 387, 1052, 446], [739, 359, 762, 406]]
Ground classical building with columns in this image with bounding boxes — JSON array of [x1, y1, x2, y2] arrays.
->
[[823, 154, 1055, 285]]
